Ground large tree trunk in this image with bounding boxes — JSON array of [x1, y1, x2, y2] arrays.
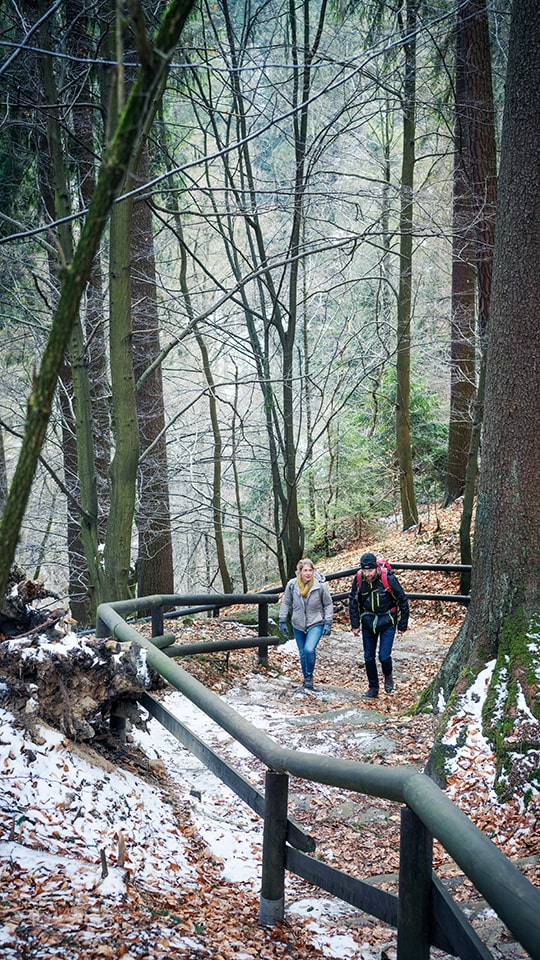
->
[[105, 190, 140, 601], [424, 0, 540, 798], [131, 149, 175, 598], [456, 0, 498, 566], [444, 7, 477, 506], [395, 0, 418, 531], [101, 5, 139, 602], [39, 14, 104, 623], [69, 0, 111, 549], [465, 1, 540, 654]]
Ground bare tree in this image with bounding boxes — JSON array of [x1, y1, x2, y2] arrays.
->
[[0, 0, 195, 601]]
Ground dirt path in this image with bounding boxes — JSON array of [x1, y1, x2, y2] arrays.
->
[[142, 617, 533, 960]]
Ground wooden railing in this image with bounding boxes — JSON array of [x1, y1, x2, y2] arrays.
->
[[97, 593, 540, 960]]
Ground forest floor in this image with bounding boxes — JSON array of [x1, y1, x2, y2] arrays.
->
[[1, 501, 539, 959]]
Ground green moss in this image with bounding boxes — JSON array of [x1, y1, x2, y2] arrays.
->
[[424, 738, 457, 788], [414, 686, 434, 714], [426, 612, 540, 799], [481, 610, 540, 799], [503, 608, 528, 657]]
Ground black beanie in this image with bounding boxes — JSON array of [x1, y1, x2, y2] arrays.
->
[[360, 552, 377, 569]]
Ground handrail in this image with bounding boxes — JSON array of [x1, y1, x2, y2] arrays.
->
[[91, 563, 470, 639], [98, 594, 540, 960]]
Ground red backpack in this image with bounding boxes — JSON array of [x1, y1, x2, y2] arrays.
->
[[357, 558, 396, 608]]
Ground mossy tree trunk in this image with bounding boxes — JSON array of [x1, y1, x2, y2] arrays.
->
[[36, 8, 105, 621], [422, 0, 540, 797], [104, 188, 140, 602]]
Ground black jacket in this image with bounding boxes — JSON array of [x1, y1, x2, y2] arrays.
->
[[349, 570, 409, 633]]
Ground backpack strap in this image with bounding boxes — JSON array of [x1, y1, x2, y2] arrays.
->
[[379, 565, 390, 593]]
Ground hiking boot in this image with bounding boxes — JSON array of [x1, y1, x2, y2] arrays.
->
[[384, 675, 394, 693], [303, 675, 314, 690], [362, 687, 379, 699]]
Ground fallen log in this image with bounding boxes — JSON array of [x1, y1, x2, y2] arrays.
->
[[0, 630, 156, 741]]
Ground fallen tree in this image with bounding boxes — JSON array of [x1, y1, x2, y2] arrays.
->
[[0, 567, 156, 740], [0, 629, 155, 741]]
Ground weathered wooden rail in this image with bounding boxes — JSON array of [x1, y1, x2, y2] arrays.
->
[[97, 590, 540, 960], [155, 564, 472, 626]]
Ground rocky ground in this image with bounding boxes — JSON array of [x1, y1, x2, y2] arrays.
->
[[159, 614, 534, 960]]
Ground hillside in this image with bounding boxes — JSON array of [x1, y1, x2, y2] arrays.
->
[[0, 500, 538, 960]]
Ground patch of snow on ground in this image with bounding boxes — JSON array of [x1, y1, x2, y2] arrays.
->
[[441, 662, 499, 803], [0, 706, 195, 894], [133, 686, 383, 958], [0, 840, 127, 896], [0, 690, 381, 960]]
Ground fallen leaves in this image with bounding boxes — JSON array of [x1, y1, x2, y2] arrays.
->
[[1, 500, 538, 958]]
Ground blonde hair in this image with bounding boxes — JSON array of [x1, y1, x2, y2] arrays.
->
[[297, 558, 315, 573]]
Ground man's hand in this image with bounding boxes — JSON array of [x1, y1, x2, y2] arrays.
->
[[352, 627, 360, 637]]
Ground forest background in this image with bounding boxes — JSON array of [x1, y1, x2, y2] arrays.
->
[[1, 0, 540, 930], [0, 0, 522, 628]]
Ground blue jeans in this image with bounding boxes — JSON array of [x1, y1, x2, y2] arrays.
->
[[361, 622, 395, 689], [293, 623, 324, 679]]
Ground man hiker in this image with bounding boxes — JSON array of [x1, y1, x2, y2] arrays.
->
[[349, 552, 409, 698]]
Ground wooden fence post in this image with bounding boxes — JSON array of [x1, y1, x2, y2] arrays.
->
[[151, 605, 164, 638], [258, 601, 269, 666], [397, 806, 433, 960], [259, 770, 289, 925]]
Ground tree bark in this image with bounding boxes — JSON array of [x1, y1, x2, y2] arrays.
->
[[105, 186, 140, 601], [395, 0, 418, 531], [0, 428, 7, 513], [423, 1, 540, 797], [465, 0, 540, 654], [444, 7, 477, 506], [39, 11, 105, 621], [455, 0, 498, 564], [131, 149, 175, 598]]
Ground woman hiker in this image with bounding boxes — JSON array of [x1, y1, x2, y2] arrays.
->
[[279, 558, 333, 691]]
